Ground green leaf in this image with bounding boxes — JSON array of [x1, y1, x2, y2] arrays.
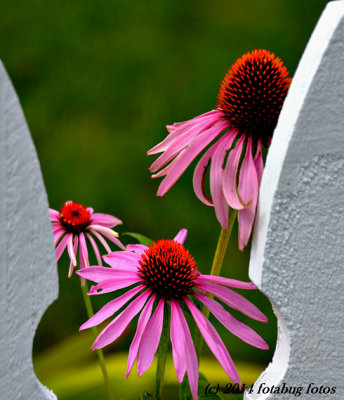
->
[[180, 373, 224, 400], [141, 391, 154, 400], [123, 232, 153, 246]]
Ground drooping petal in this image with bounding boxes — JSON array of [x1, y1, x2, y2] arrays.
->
[[157, 121, 229, 196], [90, 230, 111, 253], [98, 231, 126, 250], [192, 139, 218, 207], [137, 298, 165, 376], [79, 232, 90, 269], [55, 233, 69, 261], [185, 298, 240, 385], [200, 281, 268, 323], [222, 135, 247, 210], [148, 110, 222, 155], [126, 294, 156, 378], [92, 290, 150, 349], [237, 136, 259, 250], [68, 235, 79, 277], [67, 234, 77, 267], [254, 139, 264, 187], [195, 293, 269, 350], [86, 233, 102, 266], [126, 244, 148, 256], [210, 129, 237, 228], [80, 285, 145, 330], [103, 251, 141, 271], [53, 229, 65, 247], [91, 213, 122, 228], [173, 229, 188, 245], [170, 300, 187, 383], [196, 274, 256, 289], [175, 303, 199, 400], [74, 266, 137, 283]]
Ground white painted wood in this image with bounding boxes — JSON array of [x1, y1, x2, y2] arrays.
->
[[0, 61, 57, 399], [246, 1, 344, 399]]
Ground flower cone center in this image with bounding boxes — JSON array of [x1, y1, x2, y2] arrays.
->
[[138, 239, 199, 299]]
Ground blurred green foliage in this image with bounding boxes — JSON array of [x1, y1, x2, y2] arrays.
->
[[0, 0, 330, 398]]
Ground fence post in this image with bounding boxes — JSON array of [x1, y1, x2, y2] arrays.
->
[[246, 1, 344, 399], [0, 62, 57, 399]]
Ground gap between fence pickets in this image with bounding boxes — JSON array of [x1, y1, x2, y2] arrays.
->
[[246, 2, 344, 399]]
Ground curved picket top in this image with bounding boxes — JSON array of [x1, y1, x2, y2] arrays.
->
[[246, 1, 344, 399], [0, 61, 57, 399]]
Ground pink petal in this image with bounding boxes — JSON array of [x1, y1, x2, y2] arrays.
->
[[55, 234, 69, 261], [157, 121, 229, 196], [176, 303, 199, 400], [192, 139, 217, 207], [103, 251, 140, 271], [98, 231, 126, 250], [254, 139, 264, 187], [149, 115, 222, 173], [49, 208, 59, 222], [200, 282, 268, 323], [86, 233, 102, 266], [91, 213, 122, 228], [196, 274, 256, 289], [91, 230, 112, 253], [173, 229, 188, 245], [237, 136, 259, 250], [210, 130, 237, 228], [126, 244, 148, 256], [126, 294, 156, 378], [77, 276, 142, 295], [151, 149, 187, 179], [170, 300, 187, 383], [53, 229, 65, 247], [185, 298, 240, 385], [222, 135, 248, 210], [148, 110, 222, 155], [68, 235, 79, 277], [195, 294, 269, 350], [137, 298, 165, 376], [80, 285, 145, 330], [92, 291, 150, 349], [79, 232, 90, 268], [67, 234, 77, 267], [75, 266, 137, 283]]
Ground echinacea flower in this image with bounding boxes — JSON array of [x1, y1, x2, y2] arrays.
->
[[76, 229, 268, 399], [50, 201, 125, 277], [148, 49, 291, 250]]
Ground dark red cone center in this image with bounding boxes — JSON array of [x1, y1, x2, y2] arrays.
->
[[59, 202, 91, 234]]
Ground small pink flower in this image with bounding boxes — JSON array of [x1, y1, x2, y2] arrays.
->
[[77, 229, 268, 399], [50, 201, 125, 277], [148, 49, 291, 250]]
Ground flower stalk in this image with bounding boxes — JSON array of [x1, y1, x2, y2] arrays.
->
[[81, 282, 114, 400], [155, 303, 170, 400], [195, 208, 237, 359]]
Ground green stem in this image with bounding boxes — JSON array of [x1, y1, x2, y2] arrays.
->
[[81, 282, 114, 400], [155, 303, 170, 400], [195, 209, 237, 358]]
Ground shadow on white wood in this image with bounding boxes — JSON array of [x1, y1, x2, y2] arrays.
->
[[0, 62, 58, 399], [246, 1, 344, 399]]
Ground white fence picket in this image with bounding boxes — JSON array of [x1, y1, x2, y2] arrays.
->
[[246, 2, 344, 399]]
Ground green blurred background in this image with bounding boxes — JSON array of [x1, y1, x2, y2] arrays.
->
[[0, 0, 330, 398]]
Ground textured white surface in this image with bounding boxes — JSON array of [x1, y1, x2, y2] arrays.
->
[[0, 62, 58, 399], [246, 1, 344, 399]]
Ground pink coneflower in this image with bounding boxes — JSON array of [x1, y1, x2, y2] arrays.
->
[[50, 201, 125, 277], [148, 49, 291, 250], [77, 229, 268, 399]]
